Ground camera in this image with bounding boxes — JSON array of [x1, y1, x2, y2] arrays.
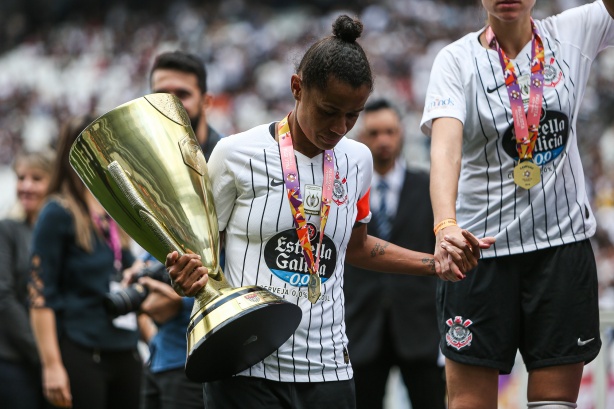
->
[[104, 262, 171, 317]]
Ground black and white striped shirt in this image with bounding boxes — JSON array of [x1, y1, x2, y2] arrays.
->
[[421, 1, 614, 258], [207, 123, 372, 381]]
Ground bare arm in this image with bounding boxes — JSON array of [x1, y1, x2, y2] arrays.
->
[[604, 0, 614, 19], [430, 117, 468, 280], [30, 307, 72, 408], [345, 223, 483, 280]]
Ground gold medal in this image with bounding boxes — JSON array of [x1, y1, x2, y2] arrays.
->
[[307, 274, 321, 304], [513, 160, 541, 189]]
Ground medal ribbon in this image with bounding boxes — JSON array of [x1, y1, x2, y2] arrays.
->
[[486, 19, 545, 161], [278, 114, 334, 278]]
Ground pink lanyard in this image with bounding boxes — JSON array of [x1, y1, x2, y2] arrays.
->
[[278, 114, 334, 303], [486, 19, 545, 162], [93, 213, 123, 272]]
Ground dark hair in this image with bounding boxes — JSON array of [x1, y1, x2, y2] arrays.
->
[[48, 115, 97, 200], [364, 98, 401, 118], [297, 15, 373, 92], [150, 51, 208, 94]]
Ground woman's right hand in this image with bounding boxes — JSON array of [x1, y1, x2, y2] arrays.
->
[[43, 362, 72, 408], [165, 251, 209, 297]]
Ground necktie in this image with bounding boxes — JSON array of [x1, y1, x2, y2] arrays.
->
[[376, 179, 392, 241]]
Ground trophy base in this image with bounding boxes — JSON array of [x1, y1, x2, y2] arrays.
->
[[185, 286, 302, 382]]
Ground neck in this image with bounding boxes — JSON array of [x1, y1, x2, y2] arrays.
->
[[485, 16, 533, 59], [374, 159, 395, 176], [196, 120, 208, 146], [287, 111, 322, 158]]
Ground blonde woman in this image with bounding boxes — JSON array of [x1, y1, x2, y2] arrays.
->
[[0, 149, 54, 409]]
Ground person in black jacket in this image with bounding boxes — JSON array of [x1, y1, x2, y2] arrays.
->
[[344, 98, 445, 409]]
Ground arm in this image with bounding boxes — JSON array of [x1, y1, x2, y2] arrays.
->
[[430, 117, 468, 281], [345, 223, 483, 280], [604, 0, 614, 18], [30, 307, 72, 408], [138, 277, 183, 324], [0, 222, 41, 366]]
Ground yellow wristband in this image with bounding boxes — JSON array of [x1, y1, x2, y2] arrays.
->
[[433, 218, 457, 235]]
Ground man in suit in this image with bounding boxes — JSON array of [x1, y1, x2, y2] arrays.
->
[[344, 99, 445, 409]]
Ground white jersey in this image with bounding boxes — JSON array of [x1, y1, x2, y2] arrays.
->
[[421, 1, 614, 258], [207, 122, 373, 382]]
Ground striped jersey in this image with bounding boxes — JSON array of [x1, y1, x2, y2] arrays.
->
[[207, 122, 373, 382], [421, 1, 614, 258]]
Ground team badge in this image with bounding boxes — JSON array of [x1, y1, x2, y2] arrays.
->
[[445, 316, 473, 351], [544, 58, 563, 87], [332, 172, 348, 206]]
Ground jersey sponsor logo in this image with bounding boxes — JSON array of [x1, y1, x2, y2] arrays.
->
[[502, 110, 569, 166], [445, 316, 473, 351], [332, 172, 348, 206], [426, 96, 455, 112], [544, 58, 563, 88], [264, 227, 337, 287]]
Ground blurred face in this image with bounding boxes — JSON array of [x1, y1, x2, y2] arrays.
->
[[151, 68, 208, 130], [481, 0, 535, 23], [292, 74, 370, 154], [359, 108, 403, 166], [15, 164, 51, 218]]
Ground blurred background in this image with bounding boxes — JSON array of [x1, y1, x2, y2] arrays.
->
[[1, 0, 613, 407]]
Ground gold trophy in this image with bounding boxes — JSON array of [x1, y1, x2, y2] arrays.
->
[[69, 94, 302, 382]]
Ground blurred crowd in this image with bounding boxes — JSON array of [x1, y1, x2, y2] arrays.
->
[[1, 0, 614, 308]]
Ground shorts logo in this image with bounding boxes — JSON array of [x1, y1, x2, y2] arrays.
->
[[445, 316, 473, 351], [332, 172, 348, 206]]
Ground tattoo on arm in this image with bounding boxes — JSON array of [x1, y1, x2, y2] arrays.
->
[[422, 258, 436, 272], [370, 242, 390, 257]]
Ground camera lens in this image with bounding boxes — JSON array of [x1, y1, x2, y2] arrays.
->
[[104, 283, 149, 317]]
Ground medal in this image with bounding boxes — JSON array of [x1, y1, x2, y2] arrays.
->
[[278, 114, 333, 305], [307, 274, 321, 304], [486, 20, 545, 190], [513, 160, 540, 190]]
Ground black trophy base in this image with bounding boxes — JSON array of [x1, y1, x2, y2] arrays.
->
[[185, 287, 302, 382]]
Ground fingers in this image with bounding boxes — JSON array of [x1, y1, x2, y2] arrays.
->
[[45, 386, 72, 408], [439, 242, 465, 281], [478, 236, 497, 248], [165, 251, 179, 268], [167, 253, 208, 297], [434, 240, 463, 282]]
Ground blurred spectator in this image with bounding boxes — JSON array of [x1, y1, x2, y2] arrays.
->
[[0, 149, 54, 409], [29, 115, 142, 409]]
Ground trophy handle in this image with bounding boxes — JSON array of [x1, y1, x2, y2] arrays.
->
[[108, 161, 227, 301]]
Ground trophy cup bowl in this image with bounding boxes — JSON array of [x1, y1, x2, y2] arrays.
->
[[69, 94, 302, 382]]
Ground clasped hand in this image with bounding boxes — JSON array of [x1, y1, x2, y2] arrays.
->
[[437, 227, 496, 281]]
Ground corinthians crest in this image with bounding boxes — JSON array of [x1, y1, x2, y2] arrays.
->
[[445, 316, 473, 351], [332, 171, 348, 206]]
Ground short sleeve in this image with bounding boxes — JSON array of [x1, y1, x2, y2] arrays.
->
[[355, 142, 373, 224], [420, 46, 467, 137], [207, 137, 238, 231]]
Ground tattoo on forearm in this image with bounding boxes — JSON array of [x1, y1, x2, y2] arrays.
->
[[422, 258, 436, 272], [370, 242, 389, 257]]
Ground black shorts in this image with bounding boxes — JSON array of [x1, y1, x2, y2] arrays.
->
[[437, 239, 601, 374], [204, 376, 355, 409]]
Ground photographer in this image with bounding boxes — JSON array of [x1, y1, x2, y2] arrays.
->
[[120, 256, 204, 409]]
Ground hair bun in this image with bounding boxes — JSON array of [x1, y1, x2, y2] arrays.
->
[[332, 15, 363, 43]]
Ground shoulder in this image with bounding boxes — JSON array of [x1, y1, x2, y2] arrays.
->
[[335, 137, 372, 161], [38, 198, 72, 223], [435, 30, 483, 61], [213, 123, 275, 156]]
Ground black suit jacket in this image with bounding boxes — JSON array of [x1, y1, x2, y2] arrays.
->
[[344, 170, 439, 364]]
